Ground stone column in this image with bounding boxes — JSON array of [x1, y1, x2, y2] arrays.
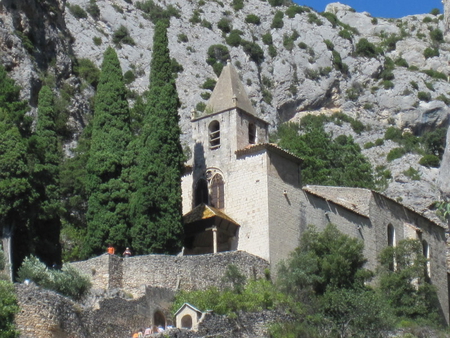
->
[[212, 227, 218, 253]]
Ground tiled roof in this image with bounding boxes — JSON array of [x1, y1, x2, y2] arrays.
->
[[235, 143, 303, 164], [303, 185, 372, 217], [205, 60, 257, 116], [183, 203, 239, 226]]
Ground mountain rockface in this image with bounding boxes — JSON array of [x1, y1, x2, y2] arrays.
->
[[2, 0, 450, 212]]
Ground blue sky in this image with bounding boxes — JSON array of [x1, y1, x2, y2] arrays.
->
[[294, 0, 444, 18]]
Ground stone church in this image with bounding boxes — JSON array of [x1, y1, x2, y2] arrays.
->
[[181, 61, 450, 323]]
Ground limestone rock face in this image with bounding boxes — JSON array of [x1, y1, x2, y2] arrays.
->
[[439, 126, 450, 199], [2, 0, 450, 212]]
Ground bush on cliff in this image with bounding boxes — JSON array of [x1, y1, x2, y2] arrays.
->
[[17, 255, 91, 301]]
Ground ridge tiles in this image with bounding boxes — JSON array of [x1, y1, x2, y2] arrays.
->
[[206, 60, 257, 116]]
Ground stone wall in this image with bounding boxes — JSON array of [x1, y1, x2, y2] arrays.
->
[[444, 0, 450, 35]]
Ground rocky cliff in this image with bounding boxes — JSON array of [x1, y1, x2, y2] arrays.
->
[[2, 0, 450, 212]]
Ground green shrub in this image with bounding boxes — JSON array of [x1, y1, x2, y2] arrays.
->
[[190, 10, 202, 24], [351, 120, 365, 134], [338, 29, 353, 41], [417, 91, 431, 102], [346, 88, 360, 101], [436, 94, 450, 105], [394, 57, 408, 68], [226, 30, 243, 47], [217, 18, 232, 33], [371, 17, 378, 24], [307, 13, 323, 26], [15, 30, 34, 53], [410, 81, 419, 90], [245, 14, 261, 25], [383, 80, 394, 89], [241, 40, 264, 64], [283, 30, 299, 51], [112, 25, 135, 46], [201, 20, 212, 29], [403, 166, 421, 180], [387, 147, 407, 161], [321, 12, 339, 27], [200, 92, 211, 100], [419, 154, 440, 167], [0, 279, 19, 337], [421, 69, 447, 80], [422, 16, 433, 23], [68, 4, 88, 19], [92, 36, 102, 46], [262, 32, 273, 45], [87, 0, 100, 19], [355, 38, 379, 58], [112, 3, 124, 13], [298, 42, 308, 49], [423, 47, 439, 59], [74, 58, 100, 87], [375, 138, 384, 146], [268, 0, 284, 6], [202, 78, 217, 90], [262, 88, 273, 104], [364, 142, 375, 149], [123, 70, 136, 84], [430, 28, 444, 43], [324, 39, 334, 51], [206, 44, 230, 76], [196, 102, 206, 112], [425, 81, 434, 91], [177, 33, 188, 43], [17, 256, 91, 301], [135, 0, 180, 23], [285, 5, 309, 18], [382, 33, 401, 51], [430, 8, 441, 15], [271, 11, 284, 29], [268, 45, 277, 58], [384, 126, 402, 142], [232, 0, 244, 11]]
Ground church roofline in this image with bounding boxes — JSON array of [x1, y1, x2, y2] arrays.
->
[[191, 106, 269, 125], [235, 143, 303, 164]]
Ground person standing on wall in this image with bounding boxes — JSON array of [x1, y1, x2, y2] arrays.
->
[[107, 244, 115, 255]]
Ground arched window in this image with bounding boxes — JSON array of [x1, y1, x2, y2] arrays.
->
[[194, 179, 208, 206], [181, 315, 193, 329], [422, 240, 430, 278], [210, 174, 224, 209], [154, 310, 166, 329], [248, 123, 256, 144], [209, 120, 220, 150]]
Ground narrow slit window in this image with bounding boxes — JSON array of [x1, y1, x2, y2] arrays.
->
[[249, 123, 256, 144], [209, 120, 220, 150]]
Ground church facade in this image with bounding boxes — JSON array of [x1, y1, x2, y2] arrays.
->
[[181, 61, 450, 323]]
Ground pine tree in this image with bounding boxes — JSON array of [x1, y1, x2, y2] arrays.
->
[[82, 46, 132, 258], [29, 86, 62, 266], [130, 20, 184, 254]]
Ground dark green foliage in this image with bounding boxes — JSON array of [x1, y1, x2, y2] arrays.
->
[[74, 58, 100, 88], [275, 116, 374, 188], [123, 70, 136, 84], [135, 0, 180, 23], [68, 4, 87, 19], [418, 91, 431, 102], [430, 8, 441, 16], [87, 0, 100, 19], [364, 141, 375, 149], [298, 41, 307, 49], [403, 166, 421, 180], [430, 28, 444, 43], [355, 38, 379, 58], [202, 78, 217, 90], [262, 32, 273, 45], [338, 29, 353, 41], [177, 33, 188, 43], [189, 10, 201, 24], [307, 13, 323, 26], [419, 154, 440, 167], [93, 36, 102, 46], [171, 58, 184, 75], [271, 11, 284, 29], [82, 47, 132, 258], [283, 31, 299, 51], [268, 45, 277, 58], [129, 20, 184, 255], [17, 255, 91, 301], [422, 69, 447, 80], [245, 14, 260, 25], [29, 86, 63, 266], [196, 102, 206, 112], [112, 25, 135, 46], [378, 239, 439, 323], [321, 11, 339, 27], [206, 44, 230, 76], [0, 280, 19, 337], [241, 40, 264, 65], [232, 0, 244, 11], [424, 47, 439, 59], [200, 92, 211, 100], [395, 57, 408, 68], [410, 81, 419, 90], [285, 5, 309, 18], [382, 33, 401, 51], [201, 20, 212, 29], [387, 147, 407, 162], [226, 30, 243, 47], [423, 16, 433, 23], [217, 18, 232, 33], [383, 80, 394, 89], [423, 127, 447, 158], [15, 30, 34, 54], [323, 39, 334, 51]]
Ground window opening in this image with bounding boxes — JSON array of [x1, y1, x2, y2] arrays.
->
[[210, 174, 224, 209], [209, 121, 220, 150], [249, 123, 256, 144], [181, 315, 193, 329], [422, 240, 430, 278], [387, 224, 396, 271]]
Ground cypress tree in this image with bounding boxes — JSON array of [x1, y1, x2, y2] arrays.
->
[[130, 20, 184, 254], [82, 46, 132, 257], [29, 86, 62, 266]]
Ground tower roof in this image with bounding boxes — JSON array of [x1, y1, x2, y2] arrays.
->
[[206, 60, 257, 116]]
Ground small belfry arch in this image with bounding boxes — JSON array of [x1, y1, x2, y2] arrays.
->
[[209, 120, 220, 149]]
